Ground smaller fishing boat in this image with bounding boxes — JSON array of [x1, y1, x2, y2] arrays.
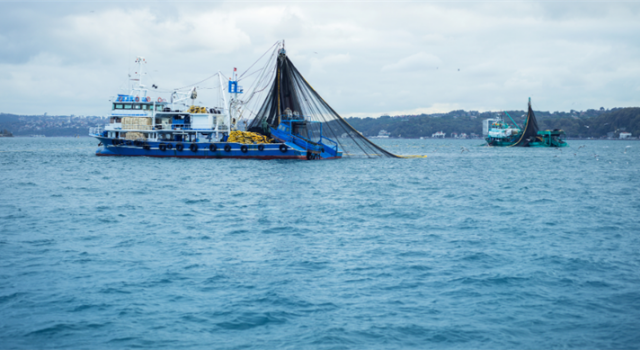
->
[[485, 98, 567, 147]]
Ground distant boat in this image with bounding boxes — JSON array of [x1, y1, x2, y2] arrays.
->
[[432, 131, 445, 138], [485, 98, 567, 148], [371, 130, 390, 139], [0, 129, 13, 137]]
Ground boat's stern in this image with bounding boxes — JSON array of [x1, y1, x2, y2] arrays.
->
[[270, 123, 342, 160], [531, 130, 568, 147]]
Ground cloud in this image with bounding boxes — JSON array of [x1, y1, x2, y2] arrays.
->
[[309, 53, 352, 75], [0, 2, 639, 117], [381, 52, 442, 72]]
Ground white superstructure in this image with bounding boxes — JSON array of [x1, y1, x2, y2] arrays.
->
[[92, 57, 235, 143]]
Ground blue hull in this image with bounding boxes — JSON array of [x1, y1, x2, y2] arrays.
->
[[93, 137, 339, 160]]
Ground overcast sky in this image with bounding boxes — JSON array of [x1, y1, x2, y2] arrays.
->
[[1, 1, 639, 117]]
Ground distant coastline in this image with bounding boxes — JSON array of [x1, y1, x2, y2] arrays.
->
[[2, 107, 638, 139], [0, 113, 106, 137]]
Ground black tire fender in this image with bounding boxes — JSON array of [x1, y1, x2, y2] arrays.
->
[[209, 144, 217, 152], [279, 144, 288, 153], [258, 144, 264, 151], [224, 144, 232, 152], [176, 143, 184, 152], [190, 143, 198, 152], [159, 143, 167, 151], [240, 145, 248, 153]]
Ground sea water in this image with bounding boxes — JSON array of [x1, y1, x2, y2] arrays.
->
[[1, 137, 639, 349]]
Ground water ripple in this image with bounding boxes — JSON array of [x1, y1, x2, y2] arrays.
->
[[1, 137, 639, 349]]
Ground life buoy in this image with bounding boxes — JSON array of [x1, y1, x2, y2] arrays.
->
[[258, 144, 264, 151], [224, 144, 231, 152], [279, 144, 288, 153], [166, 143, 173, 150], [240, 145, 248, 153], [209, 144, 217, 152], [135, 96, 140, 102], [145, 97, 151, 102], [117, 96, 123, 102], [157, 97, 163, 102], [159, 143, 167, 151], [190, 143, 198, 152], [176, 143, 184, 151]]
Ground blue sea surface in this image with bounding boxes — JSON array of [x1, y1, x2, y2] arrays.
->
[[1, 137, 639, 349]]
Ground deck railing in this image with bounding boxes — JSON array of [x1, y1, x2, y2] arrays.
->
[[95, 124, 230, 135]]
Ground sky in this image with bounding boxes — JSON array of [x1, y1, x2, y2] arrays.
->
[[0, 0, 639, 118]]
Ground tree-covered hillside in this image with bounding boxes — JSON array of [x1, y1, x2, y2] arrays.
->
[[345, 107, 640, 139], [2, 107, 639, 139], [0, 113, 107, 137]]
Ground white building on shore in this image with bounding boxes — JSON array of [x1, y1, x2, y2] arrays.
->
[[620, 132, 632, 139]]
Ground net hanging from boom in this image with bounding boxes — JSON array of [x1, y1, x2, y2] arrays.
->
[[247, 48, 400, 158], [509, 98, 540, 147]]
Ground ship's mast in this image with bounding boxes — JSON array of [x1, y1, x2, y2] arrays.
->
[[277, 41, 286, 126], [233, 67, 237, 130], [131, 57, 148, 99], [228, 67, 244, 131], [137, 57, 144, 90]]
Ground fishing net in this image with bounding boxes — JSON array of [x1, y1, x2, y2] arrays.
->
[[510, 99, 540, 147], [247, 48, 400, 158]]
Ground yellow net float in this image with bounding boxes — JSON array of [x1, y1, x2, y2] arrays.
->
[[227, 131, 273, 144]]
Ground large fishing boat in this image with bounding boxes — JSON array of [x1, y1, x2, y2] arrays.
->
[[90, 43, 403, 159], [484, 98, 567, 147]]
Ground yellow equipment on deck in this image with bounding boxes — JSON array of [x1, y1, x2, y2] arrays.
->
[[187, 106, 208, 114], [227, 131, 273, 144]]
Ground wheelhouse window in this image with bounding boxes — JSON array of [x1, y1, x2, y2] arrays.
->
[[114, 104, 124, 110], [123, 104, 132, 109], [133, 104, 141, 110], [156, 105, 164, 111]]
